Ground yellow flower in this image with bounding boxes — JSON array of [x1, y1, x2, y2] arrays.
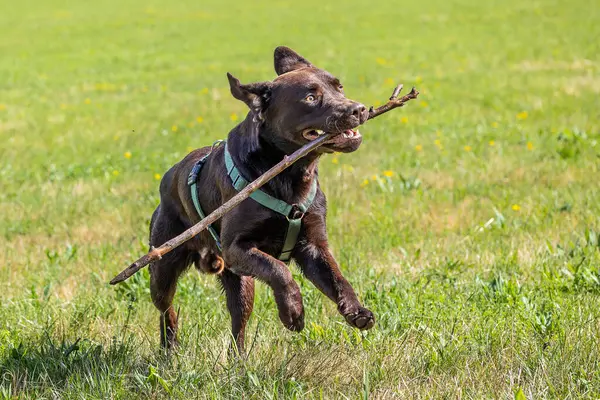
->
[[371, 175, 378, 181], [186, 146, 195, 153], [112, 170, 119, 176], [196, 116, 204, 123], [360, 179, 370, 187], [171, 125, 178, 132], [331, 157, 339, 164], [200, 88, 209, 95], [415, 76, 423, 84], [415, 144, 423, 152], [400, 116, 408, 124], [60, 103, 67, 110], [420, 101, 428, 108], [383, 170, 394, 177], [512, 204, 521, 211], [84, 98, 91, 104], [516, 111, 528, 120], [375, 57, 387, 66], [187, 122, 195, 128], [489, 140, 495, 146], [464, 145, 472, 152], [0, 104, 6, 111], [154, 173, 162, 180], [434, 139, 443, 149], [124, 151, 132, 159], [492, 121, 499, 128], [374, 100, 381, 107], [527, 142, 534, 150], [230, 113, 238, 121], [385, 77, 395, 86], [342, 164, 354, 172]]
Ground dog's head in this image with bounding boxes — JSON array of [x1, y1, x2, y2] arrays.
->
[[227, 46, 368, 154]]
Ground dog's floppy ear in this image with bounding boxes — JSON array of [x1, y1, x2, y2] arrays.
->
[[227, 73, 272, 121], [274, 46, 313, 75]]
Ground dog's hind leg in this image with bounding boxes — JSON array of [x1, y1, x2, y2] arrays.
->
[[149, 205, 190, 348], [218, 269, 255, 354]]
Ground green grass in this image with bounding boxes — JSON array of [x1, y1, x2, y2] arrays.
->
[[1, 0, 599, 398]]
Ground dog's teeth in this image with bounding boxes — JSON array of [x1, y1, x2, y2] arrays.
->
[[316, 129, 325, 136]]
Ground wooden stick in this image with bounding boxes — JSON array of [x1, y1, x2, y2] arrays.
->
[[110, 84, 419, 284]]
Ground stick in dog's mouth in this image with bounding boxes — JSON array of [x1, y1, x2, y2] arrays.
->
[[302, 128, 361, 142]]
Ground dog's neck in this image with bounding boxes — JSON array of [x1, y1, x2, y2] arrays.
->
[[226, 116, 320, 204]]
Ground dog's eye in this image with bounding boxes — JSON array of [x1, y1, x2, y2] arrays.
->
[[305, 94, 316, 102], [338, 85, 344, 91]]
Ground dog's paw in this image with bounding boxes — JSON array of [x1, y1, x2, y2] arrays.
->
[[344, 307, 375, 330], [276, 285, 305, 332]]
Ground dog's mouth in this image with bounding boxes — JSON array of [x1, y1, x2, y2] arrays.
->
[[302, 128, 362, 153], [302, 128, 361, 141]]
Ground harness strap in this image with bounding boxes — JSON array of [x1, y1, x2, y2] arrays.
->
[[224, 143, 317, 262], [187, 153, 222, 250]]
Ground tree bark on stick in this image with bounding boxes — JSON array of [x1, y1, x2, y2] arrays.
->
[[110, 84, 419, 285]]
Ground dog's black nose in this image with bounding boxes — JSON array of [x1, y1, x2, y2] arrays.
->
[[349, 103, 366, 119], [347, 103, 368, 124]]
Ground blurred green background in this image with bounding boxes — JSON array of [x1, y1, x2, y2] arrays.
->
[[1, 0, 599, 398]]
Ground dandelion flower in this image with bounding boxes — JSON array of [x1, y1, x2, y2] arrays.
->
[[400, 116, 409, 124], [331, 157, 339, 164], [230, 113, 238, 121], [512, 204, 521, 211], [516, 111, 528, 120], [0, 104, 6, 111], [124, 151, 132, 159], [154, 173, 162, 180], [360, 179, 370, 187], [196, 116, 204, 123], [383, 170, 394, 177], [464, 145, 472, 152], [420, 101, 428, 108], [112, 170, 119, 176], [186, 146, 194, 153], [385, 77, 395, 86], [527, 142, 534, 150], [415, 76, 423, 84], [84, 98, 91, 104], [489, 140, 495, 146], [492, 121, 499, 128], [171, 125, 178, 132], [60, 103, 67, 110], [415, 144, 423, 152], [434, 139, 443, 149], [200, 88, 209, 95], [375, 57, 387, 66]]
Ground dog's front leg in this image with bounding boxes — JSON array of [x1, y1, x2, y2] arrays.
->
[[223, 241, 305, 332], [294, 242, 375, 330]]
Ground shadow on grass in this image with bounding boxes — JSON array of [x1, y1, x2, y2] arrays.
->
[[0, 334, 146, 398]]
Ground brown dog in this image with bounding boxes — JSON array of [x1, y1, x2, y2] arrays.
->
[[149, 46, 375, 351]]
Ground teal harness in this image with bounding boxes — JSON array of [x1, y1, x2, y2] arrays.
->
[[187, 141, 317, 262]]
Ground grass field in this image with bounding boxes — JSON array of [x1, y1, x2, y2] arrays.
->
[[1, 0, 599, 398]]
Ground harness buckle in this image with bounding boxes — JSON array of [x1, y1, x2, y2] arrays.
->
[[287, 204, 305, 221]]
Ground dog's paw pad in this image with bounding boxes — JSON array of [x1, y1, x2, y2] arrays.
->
[[345, 307, 375, 330]]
